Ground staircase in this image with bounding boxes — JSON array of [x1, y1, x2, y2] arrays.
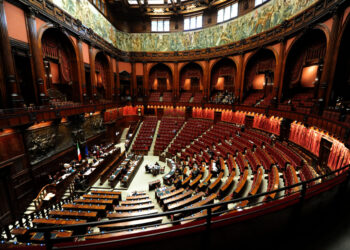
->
[[120, 127, 129, 144], [164, 121, 187, 153], [148, 120, 161, 156], [127, 121, 143, 154]]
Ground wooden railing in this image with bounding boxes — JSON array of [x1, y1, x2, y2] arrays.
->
[[33, 171, 76, 211]]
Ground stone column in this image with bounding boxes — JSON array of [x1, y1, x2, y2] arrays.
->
[[274, 39, 286, 103], [116, 60, 120, 100], [88, 43, 97, 101], [131, 61, 137, 98], [143, 62, 148, 98], [174, 62, 179, 100], [77, 38, 87, 102], [0, 0, 23, 107], [323, 8, 342, 107]]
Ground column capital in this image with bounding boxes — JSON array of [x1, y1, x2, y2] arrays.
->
[[25, 6, 38, 19]]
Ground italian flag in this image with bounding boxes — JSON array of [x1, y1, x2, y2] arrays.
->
[[77, 142, 82, 161]]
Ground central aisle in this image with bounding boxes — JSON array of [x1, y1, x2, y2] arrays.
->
[[119, 155, 169, 192]]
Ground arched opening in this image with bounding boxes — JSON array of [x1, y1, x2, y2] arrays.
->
[[13, 53, 36, 106], [95, 52, 111, 101], [41, 28, 80, 103], [210, 58, 236, 104], [149, 63, 173, 93], [119, 71, 132, 101], [243, 49, 276, 106], [282, 29, 326, 111], [330, 21, 350, 106], [179, 62, 203, 93]]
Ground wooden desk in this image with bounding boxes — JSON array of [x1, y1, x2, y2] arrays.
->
[[120, 199, 152, 206], [98, 217, 163, 230], [74, 199, 113, 210], [163, 190, 194, 208], [156, 186, 176, 201], [11, 227, 28, 242], [32, 218, 87, 226], [173, 193, 216, 221], [159, 188, 184, 204], [49, 210, 98, 221], [62, 204, 106, 217], [107, 209, 158, 219], [82, 194, 119, 204], [30, 230, 73, 243], [126, 194, 149, 200], [249, 167, 263, 195], [149, 179, 161, 191], [198, 173, 212, 191], [266, 165, 279, 200], [189, 174, 202, 189], [90, 190, 121, 196], [208, 172, 224, 193], [181, 174, 192, 187], [219, 171, 235, 198], [233, 169, 249, 195], [114, 203, 154, 212], [167, 192, 204, 211]]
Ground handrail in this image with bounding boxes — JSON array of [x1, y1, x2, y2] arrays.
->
[[33, 184, 55, 211], [28, 164, 350, 249]]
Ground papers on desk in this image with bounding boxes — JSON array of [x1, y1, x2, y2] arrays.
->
[[43, 192, 55, 201], [61, 173, 70, 180], [83, 168, 93, 176], [92, 159, 103, 167]]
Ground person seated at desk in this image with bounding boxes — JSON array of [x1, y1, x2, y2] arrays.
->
[[211, 161, 219, 177], [192, 165, 199, 178], [145, 164, 150, 173]]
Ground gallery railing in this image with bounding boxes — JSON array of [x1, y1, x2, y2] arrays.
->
[[26, 164, 350, 250]]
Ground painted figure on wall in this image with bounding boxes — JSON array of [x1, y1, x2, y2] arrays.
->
[[53, 0, 317, 52]]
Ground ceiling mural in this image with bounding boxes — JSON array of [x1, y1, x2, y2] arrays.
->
[[53, 0, 317, 52]]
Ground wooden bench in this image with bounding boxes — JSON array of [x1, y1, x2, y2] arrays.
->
[[74, 199, 113, 210], [98, 217, 163, 230], [163, 190, 194, 209], [180, 195, 229, 225], [107, 209, 158, 219], [49, 210, 98, 221], [265, 165, 280, 200], [11, 227, 29, 242], [172, 193, 216, 221], [249, 167, 264, 196], [156, 186, 176, 201], [233, 169, 249, 196], [159, 188, 184, 204], [126, 194, 149, 200], [30, 230, 73, 243], [219, 171, 235, 198], [120, 199, 152, 206], [167, 192, 205, 211], [90, 190, 121, 196], [82, 194, 119, 204], [181, 174, 193, 188], [208, 172, 224, 194], [189, 174, 202, 189], [198, 173, 212, 191], [114, 203, 155, 212], [62, 204, 106, 217]]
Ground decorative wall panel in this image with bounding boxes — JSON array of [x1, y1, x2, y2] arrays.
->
[[52, 0, 317, 52]]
